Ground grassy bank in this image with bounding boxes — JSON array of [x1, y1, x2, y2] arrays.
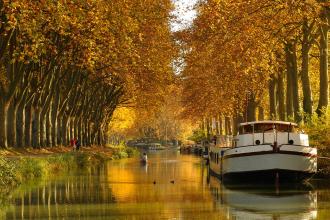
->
[[0, 145, 139, 207]]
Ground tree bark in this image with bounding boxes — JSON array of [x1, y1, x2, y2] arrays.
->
[[225, 116, 232, 135], [247, 94, 256, 122], [285, 42, 300, 122], [317, 11, 329, 116], [219, 115, 223, 135], [25, 104, 33, 147], [17, 102, 25, 148], [0, 100, 9, 148], [258, 106, 264, 121], [277, 71, 285, 121], [268, 75, 276, 120], [301, 19, 313, 116], [33, 107, 41, 148], [46, 109, 52, 147], [7, 102, 15, 147]]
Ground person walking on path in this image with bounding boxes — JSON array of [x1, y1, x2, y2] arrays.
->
[[70, 138, 75, 151], [76, 139, 81, 151], [70, 138, 77, 151]]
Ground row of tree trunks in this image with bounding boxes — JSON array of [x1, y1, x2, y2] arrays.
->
[[0, 69, 123, 148], [202, 115, 234, 138]]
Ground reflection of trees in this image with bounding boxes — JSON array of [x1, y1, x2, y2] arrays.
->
[[5, 166, 117, 219]]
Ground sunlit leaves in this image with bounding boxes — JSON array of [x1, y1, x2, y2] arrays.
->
[[178, 0, 322, 120]]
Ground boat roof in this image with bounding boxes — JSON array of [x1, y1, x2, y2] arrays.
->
[[239, 120, 298, 126]]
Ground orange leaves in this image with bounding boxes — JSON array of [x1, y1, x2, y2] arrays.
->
[[178, 0, 323, 121], [1, 0, 177, 112]]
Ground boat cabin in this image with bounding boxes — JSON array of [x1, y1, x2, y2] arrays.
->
[[235, 121, 308, 147]]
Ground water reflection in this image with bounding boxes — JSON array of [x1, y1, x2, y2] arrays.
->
[[3, 150, 330, 219], [4, 151, 227, 219], [209, 176, 317, 219]]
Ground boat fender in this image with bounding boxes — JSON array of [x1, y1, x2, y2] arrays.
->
[[288, 139, 294, 145], [255, 140, 260, 145]]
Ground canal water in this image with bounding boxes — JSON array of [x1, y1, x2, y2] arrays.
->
[[3, 149, 330, 219]]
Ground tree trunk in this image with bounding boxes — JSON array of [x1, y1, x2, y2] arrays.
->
[[7, 102, 16, 147], [206, 118, 210, 139], [225, 116, 232, 135], [46, 110, 52, 147], [301, 19, 313, 116], [40, 113, 47, 147], [285, 43, 300, 122], [268, 75, 276, 119], [247, 95, 256, 122], [69, 118, 73, 140], [317, 12, 329, 116], [215, 116, 219, 135], [0, 100, 9, 148], [52, 85, 60, 146], [258, 106, 264, 121], [74, 118, 78, 141], [33, 108, 41, 148], [57, 115, 62, 146], [219, 115, 223, 135], [62, 116, 69, 146], [25, 104, 32, 147], [277, 71, 285, 120], [78, 118, 83, 146], [17, 102, 25, 148], [291, 45, 300, 122]]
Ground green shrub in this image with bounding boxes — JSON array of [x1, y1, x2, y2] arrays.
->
[[15, 158, 43, 182], [302, 110, 330, 148], [74, 152, 91, 168], [125, 147, 138, 158], [118, 151, 128, 159], [46, 153, 76, 173], [0, 157, 18, 188]]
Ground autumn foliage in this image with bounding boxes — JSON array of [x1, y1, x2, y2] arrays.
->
[[0, 0, 176, 148], [178, 0, 329, 136]]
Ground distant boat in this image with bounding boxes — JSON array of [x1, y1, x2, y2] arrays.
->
[[146, 143, 166, 150], [209, 121, 317, 183]]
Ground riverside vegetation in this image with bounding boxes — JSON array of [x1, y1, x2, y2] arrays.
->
[[0, 145, 138, 211], [302, 111, 330, 178]]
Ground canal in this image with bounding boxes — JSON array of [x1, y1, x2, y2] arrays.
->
[[3, 149, 330, 219]]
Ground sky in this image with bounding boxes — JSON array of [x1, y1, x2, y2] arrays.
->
[[170, 0, 199, 32]]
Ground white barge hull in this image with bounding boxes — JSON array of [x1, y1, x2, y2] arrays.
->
[[222, 145, 317, 183]]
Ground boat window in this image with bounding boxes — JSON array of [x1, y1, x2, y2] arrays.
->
[[253, 123, 299, 133], [243, 125, 253, 134], [275, 124, 288, 132], [275, 124, 298, 133], [254, 123, 274, 133]]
